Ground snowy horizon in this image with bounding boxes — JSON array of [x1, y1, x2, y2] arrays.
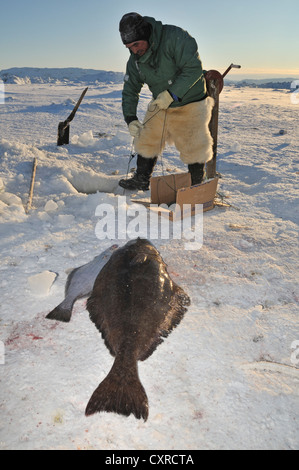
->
[[0, 66, 298, 87]]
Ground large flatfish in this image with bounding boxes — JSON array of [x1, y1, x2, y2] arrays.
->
[[85, 238, 190, 421], [46, 244, 118, 323]]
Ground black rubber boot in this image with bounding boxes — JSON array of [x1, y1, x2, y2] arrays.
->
[[188, 163, 206, 186], [119, 155, 158, 191]]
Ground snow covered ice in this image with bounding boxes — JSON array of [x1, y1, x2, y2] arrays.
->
[[0, 69, 298, 450]]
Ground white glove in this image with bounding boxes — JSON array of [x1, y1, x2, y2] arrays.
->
[[151, 90, 174, 110], [128, 120, 143, 137]]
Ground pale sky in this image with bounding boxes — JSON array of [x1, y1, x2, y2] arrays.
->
[[1, 0, 298, 78]]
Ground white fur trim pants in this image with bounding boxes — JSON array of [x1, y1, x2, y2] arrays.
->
[[134, 96, 214, 165]]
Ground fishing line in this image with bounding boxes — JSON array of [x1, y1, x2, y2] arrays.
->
[[122, 142, 136, 195], [123, 104, 178, 199], [156, 109, 179, 199]]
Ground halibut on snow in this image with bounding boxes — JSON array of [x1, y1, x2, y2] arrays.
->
[[85, 238, 190, 421]]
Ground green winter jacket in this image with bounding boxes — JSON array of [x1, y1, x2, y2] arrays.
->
[[122, 16, 207, 123]]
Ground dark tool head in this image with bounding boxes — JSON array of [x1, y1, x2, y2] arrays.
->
[[205, 70, 224, 94], [57, 121, 70, 146], [56, 87, 88, 146]]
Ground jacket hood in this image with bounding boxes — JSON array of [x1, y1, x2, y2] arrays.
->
[[143, 16, 163, 51]]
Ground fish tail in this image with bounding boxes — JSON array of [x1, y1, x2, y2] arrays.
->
[[85, 354, 149, 421], [46, 304, 72, 323]]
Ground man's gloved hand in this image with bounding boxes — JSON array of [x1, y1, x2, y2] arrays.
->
[[151, 90, 174, 110], [128, 120, 143, 137]]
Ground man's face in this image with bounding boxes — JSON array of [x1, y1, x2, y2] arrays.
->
[[125, 40, 149, 57]]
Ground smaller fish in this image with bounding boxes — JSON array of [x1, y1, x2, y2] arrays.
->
[[46, 244, 118, 323]]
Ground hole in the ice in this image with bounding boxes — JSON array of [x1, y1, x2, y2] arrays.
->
[[66, 170, 121, 195]]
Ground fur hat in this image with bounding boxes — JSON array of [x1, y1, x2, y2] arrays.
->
[[119, 13, 151, 44]]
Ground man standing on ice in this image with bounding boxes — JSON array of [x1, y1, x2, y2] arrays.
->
[[118, 12, 214, 191]]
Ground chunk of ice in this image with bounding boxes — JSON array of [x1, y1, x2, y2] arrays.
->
[[28, 271, 57, 296]]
